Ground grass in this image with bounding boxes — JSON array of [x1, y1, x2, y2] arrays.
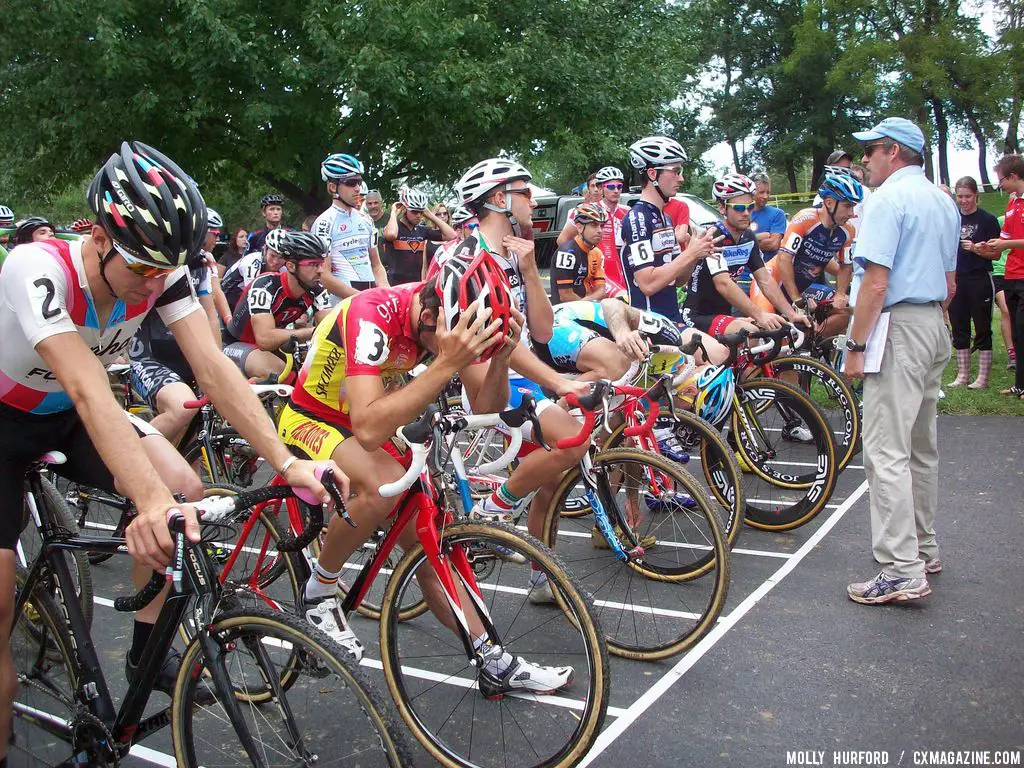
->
[[938, 316, 1024, 416]]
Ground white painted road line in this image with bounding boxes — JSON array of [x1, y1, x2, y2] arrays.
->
[[576, 479, 869, 768], [545, 526, 795, 559]]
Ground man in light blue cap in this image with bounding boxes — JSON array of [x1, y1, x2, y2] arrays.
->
[[844, 116, 959, 605]]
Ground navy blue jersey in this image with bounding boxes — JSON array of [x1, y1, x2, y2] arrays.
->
[[620, 200, 681, 320], [683, 222, 764, 317]]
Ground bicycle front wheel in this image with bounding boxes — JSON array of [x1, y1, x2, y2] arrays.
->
[[731, 379, 839, 530], [379, 521, 609, 768], [172, 607, 411, 767], [542, 448, 730, 661]]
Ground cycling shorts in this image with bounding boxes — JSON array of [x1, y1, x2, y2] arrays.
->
[[680, 308, 734, 337], [0, 402, 158, 550], [460, 376, 553, 444], [223, 341, 260, 373], [535, 323, 601, 373], [130, 357, 191, 410], [278, 404, 352, 462]]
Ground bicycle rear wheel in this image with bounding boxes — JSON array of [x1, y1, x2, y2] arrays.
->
[[379, 521, 609, 768], [542, 448, 730, 661], [172, 607, 411, 767], [730, 379, 839, 530], [10, 569, 81, 767]]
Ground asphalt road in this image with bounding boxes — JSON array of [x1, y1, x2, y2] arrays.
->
[[24, 415, 1023, 767]]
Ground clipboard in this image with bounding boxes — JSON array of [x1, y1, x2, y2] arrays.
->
[[841, 312, 890, 375]]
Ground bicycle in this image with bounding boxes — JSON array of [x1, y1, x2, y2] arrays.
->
[[532, 381, 731, 661], [13, 454, 411, 767], [178, 400, 611, 768]]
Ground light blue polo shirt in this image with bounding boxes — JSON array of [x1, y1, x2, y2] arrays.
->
[[850, 165, 959, 307], [750, 204, 787, 261]]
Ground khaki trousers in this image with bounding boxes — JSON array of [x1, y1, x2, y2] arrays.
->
[[861, 302, 950, 578]]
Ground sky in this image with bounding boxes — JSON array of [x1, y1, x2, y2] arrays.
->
[[698, 0, 1007, 186]]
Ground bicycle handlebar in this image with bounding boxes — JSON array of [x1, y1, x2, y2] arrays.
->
[[114, 469, 344, 611]]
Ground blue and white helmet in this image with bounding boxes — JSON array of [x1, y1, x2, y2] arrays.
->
[[693, 366, 735, 427], [321, 153, 364, 182], [818, 173, 864, 204]]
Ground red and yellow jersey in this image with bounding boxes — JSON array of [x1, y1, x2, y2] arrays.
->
[[290, 283, 426, 423]]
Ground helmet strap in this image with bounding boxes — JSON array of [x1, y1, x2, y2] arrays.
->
[[822, 197, 839, 233], [650, 169, 671, 203], [98, 247, 120, 299]]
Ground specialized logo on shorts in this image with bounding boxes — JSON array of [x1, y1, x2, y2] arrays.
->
[[289, 420, 332, 455]]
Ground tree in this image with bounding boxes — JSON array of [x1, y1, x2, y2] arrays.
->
[[0, 0, 695, 211]]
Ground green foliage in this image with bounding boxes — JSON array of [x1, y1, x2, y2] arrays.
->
[[0, 0, 696, 209]]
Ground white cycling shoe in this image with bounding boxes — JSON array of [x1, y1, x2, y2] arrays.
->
[[302, 594, 365, 662], [478, 651, 574, 698]]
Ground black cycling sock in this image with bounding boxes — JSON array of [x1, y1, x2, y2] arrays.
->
[[129, 621, 154, 665]]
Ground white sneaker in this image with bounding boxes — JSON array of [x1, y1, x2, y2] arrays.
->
[[528, 578, 554, 605], [782, 423, 814, 443], [470, 498, 514, 523], [302, 595, 364, 661], [477, 653, 573, 698]]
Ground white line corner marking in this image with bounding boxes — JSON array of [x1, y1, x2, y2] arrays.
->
[[578, 479, 869, 767]]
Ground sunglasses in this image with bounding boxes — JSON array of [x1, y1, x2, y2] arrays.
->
[[724, 203, 756, 213], [863, 141, 890, 157], [113, 242, 177, 277], [338, 178, 363, 187], [604, 183, 624, 191], [505, 187, 533, 200]]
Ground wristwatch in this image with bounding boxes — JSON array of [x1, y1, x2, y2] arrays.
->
[[845, 338, 867, 353]]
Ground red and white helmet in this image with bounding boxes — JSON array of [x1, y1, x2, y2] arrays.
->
[[436, 251, 514, 362], [455, 158, 532, 205], [712, 173, 757, 202]]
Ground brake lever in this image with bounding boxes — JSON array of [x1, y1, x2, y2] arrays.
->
[[320, 468, 356, 529]]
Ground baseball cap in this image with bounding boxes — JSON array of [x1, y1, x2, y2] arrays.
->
[[826, 150, 852, 164], [852, 117, 925, 155]]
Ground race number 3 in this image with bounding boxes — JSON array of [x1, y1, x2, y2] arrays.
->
[[355, 319, 389, 365]]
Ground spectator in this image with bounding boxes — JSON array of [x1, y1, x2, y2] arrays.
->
[[301, 214, 316, 233], [219, 228, 249, 274], [381, 187, 455, 285], [948, 177, 1001, 389], [845, 117, 958, 605], [984, 155, 1024, 397], [364, 189, 386, 231], [749, 173, 787, 262], [992, 215, 1015, 369]]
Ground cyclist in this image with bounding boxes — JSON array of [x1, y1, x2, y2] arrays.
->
[[279, 252, 576, 693], [313, 153, 388, 300], [382, 186, 456, 285], [221, 226, 287, 310], [557, 166, 631, 291], [621, 136, 720, 322], [246, 193, 288, 253], [0, 143, 340, 748], [222, 230, 333, 380], [680, 172, 806, 336], [549, 203, 608, 305], [750, 173, 864, 337], [0, 206, 14, 250], [424, 205, 479, 279], [12, 216, 56, 246]]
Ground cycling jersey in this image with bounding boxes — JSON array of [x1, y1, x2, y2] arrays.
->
[[621, 200, 682, 320], [749, 208, 852, 312], [0, 238, 199, 414], [682, 221, 764, 318], [289, 283, 426, 425], [1001, 195, 1024, 280], [549, 237, 605, 304], [222, 251, 269, 309], [312, 204, 376, 286], [382, 220, 445, 285], [224, 271, 330, 345], [129, 255, 212, 383]]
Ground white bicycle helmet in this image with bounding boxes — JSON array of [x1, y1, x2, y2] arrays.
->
[[399, 187, 429, 212], [264, 227, 287, 254], [451, 205, 476, 226], [628, 136, 687, 170], [594, 166, 624, 184], [0, 205, 13, 226], [359, 181, 368, 196], [207, 208, 224, 229], [455, 158, 532, 205], [712, 173, 757, 202], [823, 164, 853, 178]]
